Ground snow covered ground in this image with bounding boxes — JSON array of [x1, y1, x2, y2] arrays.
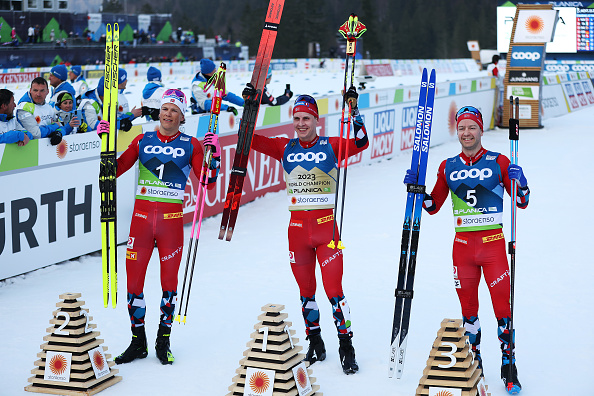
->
[[1, 68, 593, 396]]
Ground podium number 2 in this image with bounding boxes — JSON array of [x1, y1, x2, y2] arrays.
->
[[438, 342, 457, 368], [54, 312, 70, 335]]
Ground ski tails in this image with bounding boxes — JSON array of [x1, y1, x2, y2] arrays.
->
[[99, 23, 119, 308], [219, 0, 284, 241], [389, 68, 436, 378]]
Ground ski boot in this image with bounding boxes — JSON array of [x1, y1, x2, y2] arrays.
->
[[304, 332, 326, 365], [155, 324, 175, 365], [114, 326, 148, 364], [338, 336, 359, 374], [501, 363, 522, 395]]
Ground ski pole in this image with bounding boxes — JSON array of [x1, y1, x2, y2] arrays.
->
[[176, 64, 225, 324], [507, 96, 519, 391]]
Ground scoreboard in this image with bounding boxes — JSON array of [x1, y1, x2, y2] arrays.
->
[[498, 1, 594, 54]]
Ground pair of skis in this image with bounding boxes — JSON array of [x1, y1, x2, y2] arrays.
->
[[176, 63, 227, 324], [507, 96, 520, 394], [218, 0, 284, 241], [99, 23, 120, 308], [327, 14, 366, 250], [389, 68, 436, 379]]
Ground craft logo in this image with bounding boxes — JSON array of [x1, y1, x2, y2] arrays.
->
[[372, 110, 395, 159], [248, 370, 270, 393], [400, 106, 416, 151], [509, 46, 544, 67]]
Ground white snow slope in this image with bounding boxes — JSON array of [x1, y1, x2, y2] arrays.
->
[[1, 70, 593, 396]]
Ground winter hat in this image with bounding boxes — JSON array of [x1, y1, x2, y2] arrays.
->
[[97, 77, 105, 97], [200, 58, 216, 75], [50, 65, 68, 81], [147, 66, 162, 82], [70, 65, 82, 77], [57, 92, 73, 105], [161, 88, 187, 114], [118, 68, 127, 84], [267, 65, 273, 80], [456, 106, 483, 131], [293, 94, 319, 120]]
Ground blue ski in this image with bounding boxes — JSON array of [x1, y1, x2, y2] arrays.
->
[[389, 68, 436, 379]]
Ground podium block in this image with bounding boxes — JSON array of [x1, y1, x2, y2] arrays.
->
[[416, 319, 490, 396], [24, 293, 122, 395], [226, 303, 322, 396]]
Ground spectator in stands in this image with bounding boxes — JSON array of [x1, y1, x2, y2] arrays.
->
[[487, 54, 501, 77], [68, 65, 89, 100], [78, 77, 138, 133], [190, 58, 244, 115], [141, 66, 166, 121], [261, 66, 293, 106], [27, 26, 34, 44], [48, 64, 76, 110], [0, 89, 33, 145], [16, 77, 75, 145]]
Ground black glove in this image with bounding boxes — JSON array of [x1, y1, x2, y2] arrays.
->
[[345, 86, 358, 108], [226, 106, 238, 116], [48, 130, 62, 146], [119, 118, 133, 132], [142, 106, 160, 121], [242, 83, 256, 100], [285, 88, 293, 98]]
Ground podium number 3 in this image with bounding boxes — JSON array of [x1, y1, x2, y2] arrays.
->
[[438, 341, 457, 369]]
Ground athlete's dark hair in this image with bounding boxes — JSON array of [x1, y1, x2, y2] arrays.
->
[[31, 76, 48, 88], [0, 89, 14, 107]]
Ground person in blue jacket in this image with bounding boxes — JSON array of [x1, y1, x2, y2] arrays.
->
[[0, 89, 33, 145], [190, 58, 244, 115], [78, 77, 137, 132], [48, 64, 76, 110], [141, 66, 166, 121], [16, 77, 75, 145]]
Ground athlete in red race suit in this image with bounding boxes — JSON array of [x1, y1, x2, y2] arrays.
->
[[100, 89, 220, 366], [245, 86, 368, 374], [404, 106, 529, 392]]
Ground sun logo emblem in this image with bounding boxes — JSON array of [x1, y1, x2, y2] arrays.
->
[[296, 367, 308, 388], [435, 390, 455, 396], [49, 354, 68, 375], [56, 139, 68, 158], [448, 101, 457, 136], [248, 370, 270, 394], [92, 350, 105, 370], [525, 15, 545, 34]]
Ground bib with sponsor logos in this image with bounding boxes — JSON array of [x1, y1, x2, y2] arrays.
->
[[445, 151, 504, 232], [136, 131, 194, 203], [282, 136, 337, 211]]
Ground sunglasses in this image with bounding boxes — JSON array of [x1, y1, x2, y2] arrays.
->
[[455, 106, 483, 122], [295, 94, 317, 106], [163, 88, 186, 102]]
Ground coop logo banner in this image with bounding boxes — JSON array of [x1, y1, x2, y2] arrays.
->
[[372, 110, 395, 159], [509, 46, 544, 68], [400, 106, 417, 151]]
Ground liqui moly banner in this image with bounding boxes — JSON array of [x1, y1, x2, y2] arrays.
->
[[371, 110, 395, 159]]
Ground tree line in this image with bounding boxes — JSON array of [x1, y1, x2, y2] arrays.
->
[[104, 0, 497, 59]]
